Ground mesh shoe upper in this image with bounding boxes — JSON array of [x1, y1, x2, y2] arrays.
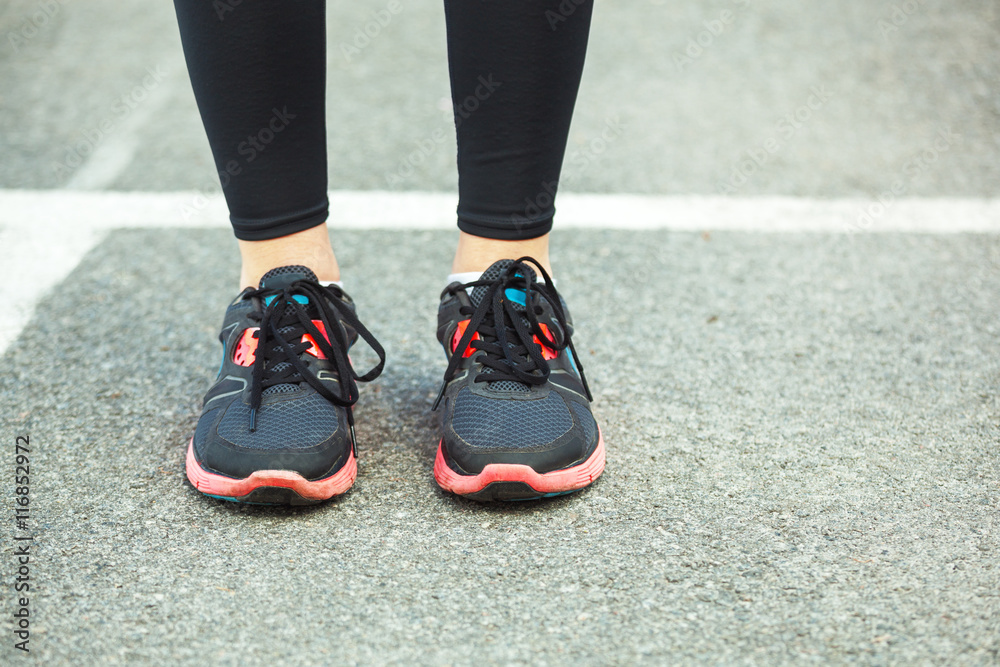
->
[[450, 388, 573, 450], [216, 394, 339, 450]]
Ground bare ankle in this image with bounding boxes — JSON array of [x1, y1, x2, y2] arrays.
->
[[238, 224, 341, 289], [451, 231, 552, 275]]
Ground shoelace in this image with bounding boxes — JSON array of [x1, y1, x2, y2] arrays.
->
[[432, 257, 591, 410], [244, 280, 385, 433]]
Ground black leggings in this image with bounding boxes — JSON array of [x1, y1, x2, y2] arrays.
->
[[172, 0, 594, 241]]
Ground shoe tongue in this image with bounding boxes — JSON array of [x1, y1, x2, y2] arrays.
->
[[469, 259, 536, 394], [469, 259, 535, 309], [257, 266, 320, 396], [258, 264, 320, 317], [259, 265, 319, 291]]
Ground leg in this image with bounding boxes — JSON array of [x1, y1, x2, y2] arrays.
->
[[173, 0, 384, 504], [173, 0, 339, 288], [434, 0, 603, 501], [442, 0, 595, 275]]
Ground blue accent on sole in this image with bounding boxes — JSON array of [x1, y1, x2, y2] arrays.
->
[[204, 492, 242, 503], [203, 492, 282, 506], [501, 488, 583, 502], [216, 341, 227, 378]]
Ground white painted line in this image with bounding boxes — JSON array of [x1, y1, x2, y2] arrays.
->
[[1, 189, 998, 232], [557, 194, 1000, 233], [0, 188, 997, 355], [0, 224, 106, 354]]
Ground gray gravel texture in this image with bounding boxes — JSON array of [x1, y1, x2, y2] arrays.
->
[[1, 0, 1000, 664]]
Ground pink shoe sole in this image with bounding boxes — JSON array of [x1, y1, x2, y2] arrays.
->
[[185, 437, 357, 505], [433, 428, 605, 501]]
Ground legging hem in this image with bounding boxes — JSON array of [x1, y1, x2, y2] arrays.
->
[[457, 214, 553, 241], [231, 202, 329, 241]]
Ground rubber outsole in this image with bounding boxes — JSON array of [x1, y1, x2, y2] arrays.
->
[[433, 428, 605, 502], [185, 438, 356, 505]]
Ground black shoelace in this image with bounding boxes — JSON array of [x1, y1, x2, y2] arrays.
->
[[432, 257, 591, 410], [244, 280, 385, 433]]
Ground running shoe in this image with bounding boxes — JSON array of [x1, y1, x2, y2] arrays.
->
[[186, 265, 385, 505], [433, 257, 605, 501]]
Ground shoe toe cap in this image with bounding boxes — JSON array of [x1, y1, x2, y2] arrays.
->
[[442, 388, 598, 474], [193, 394, 351, 480]]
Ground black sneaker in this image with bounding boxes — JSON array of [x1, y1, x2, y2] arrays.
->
[[433, 258, 605, 501], [185, 265, 385, 505]]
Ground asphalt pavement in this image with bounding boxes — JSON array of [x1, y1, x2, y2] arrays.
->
[[1, 0, 998, 664]]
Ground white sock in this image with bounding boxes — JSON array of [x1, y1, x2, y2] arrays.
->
[[446, 271, 483, 286], [320, 280, 344, 289], [445, 271, 553, 288]]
